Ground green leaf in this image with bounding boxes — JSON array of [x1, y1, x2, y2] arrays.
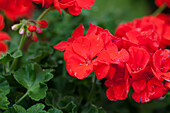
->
[[3, 107, 17, 113], [0, 51, 22, 64], [14, 64, 54, 101], [0, 90, 10, 110], [53, 76, 75, 95], [13, 105, 26, 113], [13, 103, 45, 113], [0, 54, 13, 64], [57, 96, 77, 113], [82, 104, 106, 113], [48, 108, 63, 113], [12, 50, 23, 58], [45, 89, 59, 107], [27, 103, 45, 113], [0, 75, 10, 95]]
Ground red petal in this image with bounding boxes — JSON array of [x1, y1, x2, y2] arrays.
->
[[0, 14, 4, 30], [106, 66, 116, 80], [72, 37, 90, 58], [0, 32, 11, 41], [88, 35, 104, 58], [132, 79, 146, 93], [72, 24, 84, 38], [54, 0, 62, 15], [93, 50, 110, 79], [54, 41, 70, 51], [132, 89, 151, 103], [76, 0, 95, 9], [127, 46, 150, 74], [0, 42, 8, 53], [37, 20, 48, 28], [67, 4, 82, 15], [86, 23, 98, 35], [147, 78, 165, 99]]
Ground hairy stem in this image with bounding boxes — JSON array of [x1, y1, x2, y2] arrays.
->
[[10, 34, 27, 72], [37, 6, 53, 20], [152, 3, 167, 16], [15, 91, 28, 104]]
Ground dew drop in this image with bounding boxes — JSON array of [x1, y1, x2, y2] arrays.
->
[[74, 72, 77, 76]]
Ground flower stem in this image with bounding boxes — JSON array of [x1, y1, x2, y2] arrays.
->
[[15, 91, 28, 104], [152, 3, 167, 16], [10, 34, 27, 72], [37, 6, 54, 20], [3, 64, 6, 74], [88, 75, 97, 104]]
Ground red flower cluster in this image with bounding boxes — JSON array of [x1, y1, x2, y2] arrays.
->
[[0, 0, 34, 20], [155, 0, 170, 7], [54, 15, 170, 103], [0, 14, 11, 56], [32, 0, 95, 15], [27, 20, 48, 41]]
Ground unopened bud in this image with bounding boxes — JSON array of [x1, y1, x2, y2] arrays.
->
[[26, 30, 32, 37], [32, 33, 38, 42], [11, 24, 21, 30], [19, 27, 25, 35], [36, 27, 43, 34]]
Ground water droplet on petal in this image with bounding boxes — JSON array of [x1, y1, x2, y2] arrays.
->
[[74, 72, 77, 76]]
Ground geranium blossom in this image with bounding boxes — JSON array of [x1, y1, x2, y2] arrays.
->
[[0, 0, 34, 20], [32, 0, 95, 15], [0, 14, 10, 56]]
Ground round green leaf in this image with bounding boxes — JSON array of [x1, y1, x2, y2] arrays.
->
[[14, 64, 54, 101]]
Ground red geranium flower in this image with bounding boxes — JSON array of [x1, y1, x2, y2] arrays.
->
[[115, 16, 167, 52], [0, 0, 34, 20], [126, 46, 150, 79], [33, 0, 95, 15], [132, 77, 165, 103], [152, 49, 170, 81], [64, 35, 110, 79], [0, 14, 11, 56], [105, 65, 130, 101]]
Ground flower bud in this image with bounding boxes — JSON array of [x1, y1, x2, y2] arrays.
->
[[32, 33, 38, 42], [26, 30, 32, 37], [37, 20, 48, 28], [28, 25, 37, 32], [19, 27, 25, 35], [36, 27, 43, 34], [11, 24, 21, 30]]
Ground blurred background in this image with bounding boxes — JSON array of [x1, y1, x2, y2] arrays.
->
[[3, 0, 170, 113]]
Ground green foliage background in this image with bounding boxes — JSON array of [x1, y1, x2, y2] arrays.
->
[[1, 0, 170, 113]]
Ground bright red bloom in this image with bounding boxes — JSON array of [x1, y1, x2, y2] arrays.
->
[[115, 16, 167, 52], [54, 23, 122, 51], [64, 35, 110, 79], [126, 46, 150, 79], [132, 77, 165, 103], [105, 65, 130, 101], [0, 0, 34, 20], [152, 49, 170, 81], [0, 14, 11, 56], [157, 14, 170, 25], [155, 0, 170, 7], [156, 14, 170, 46], [33, 0, 95, 15]]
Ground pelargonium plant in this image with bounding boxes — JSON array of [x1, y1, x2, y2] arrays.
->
[[0, 0, 170, 112]]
